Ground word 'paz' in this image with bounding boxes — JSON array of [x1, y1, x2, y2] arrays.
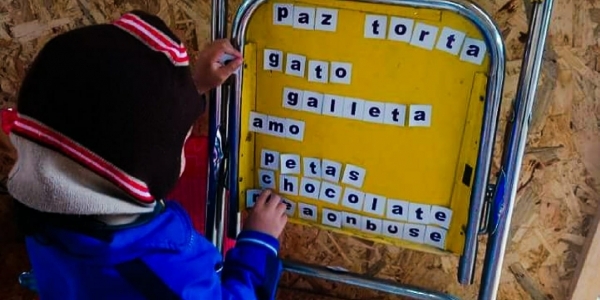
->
[[272, 3, 339, 32]]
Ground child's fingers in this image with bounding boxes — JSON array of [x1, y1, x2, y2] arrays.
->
[[276, 202, 287, 215], [255, 189, 272, 207], [207, 40, 242, 61], [217, 58, 243, 76], [221, 43, 242, 57], [266, 193, 282, 209], [214, 39, 242, 57]]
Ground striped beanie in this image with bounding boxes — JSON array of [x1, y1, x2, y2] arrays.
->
[[7, 11, 204, 215]]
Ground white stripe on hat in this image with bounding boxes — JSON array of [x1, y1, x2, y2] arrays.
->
[[11, 114, 155, 203], [113, 13, 189, 66]]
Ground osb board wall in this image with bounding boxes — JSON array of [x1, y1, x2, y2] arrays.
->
[[0, 0, 598, 300]]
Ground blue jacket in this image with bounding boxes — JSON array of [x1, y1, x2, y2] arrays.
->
[[24, 201, 282, 300]]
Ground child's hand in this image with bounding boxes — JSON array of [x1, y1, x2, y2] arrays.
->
[[244, 190, 288, 238], [193, 39, 243, 94]]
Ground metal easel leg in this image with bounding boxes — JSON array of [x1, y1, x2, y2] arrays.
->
[[478, 1, 555, 299], [456, 2, 506, 286], [206, 0, 228, 251]]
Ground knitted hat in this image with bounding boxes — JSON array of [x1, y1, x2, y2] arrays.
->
[[8, 11, 204, 213]]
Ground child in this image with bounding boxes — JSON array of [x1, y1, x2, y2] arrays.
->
[[7, 10, 288, 300]]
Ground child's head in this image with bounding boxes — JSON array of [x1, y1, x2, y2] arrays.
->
[[8, 11, 204, 215]]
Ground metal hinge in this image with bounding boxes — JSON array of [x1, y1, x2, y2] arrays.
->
[[478, 183, 496, 234]]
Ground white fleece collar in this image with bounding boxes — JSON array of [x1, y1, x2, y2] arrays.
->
[[7, 134, 156, 216]]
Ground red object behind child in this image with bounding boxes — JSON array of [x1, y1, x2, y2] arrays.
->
[[1, 108, 17, 134], [168, 135, 236, 253]]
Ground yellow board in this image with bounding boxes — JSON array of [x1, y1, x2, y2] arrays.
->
[[237, 0, 490, 255]]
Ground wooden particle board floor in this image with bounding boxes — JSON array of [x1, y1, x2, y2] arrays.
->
[[0, 0, 599, 299]]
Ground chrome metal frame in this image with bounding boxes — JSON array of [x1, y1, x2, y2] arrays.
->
[[478, 0, 554, 299], [228, 0, 505, 287], [211, 0, 556, 299], [229, 1, 505, 286], [206, 0, 228, 251], [283, 260, 461, 300]]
